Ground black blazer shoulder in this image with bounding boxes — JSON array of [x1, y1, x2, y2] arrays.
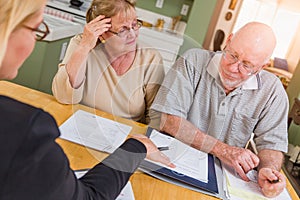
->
[[0, 95, 71, 199]]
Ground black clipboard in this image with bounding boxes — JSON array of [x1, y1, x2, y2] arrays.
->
[[140, 127, 219, 195]]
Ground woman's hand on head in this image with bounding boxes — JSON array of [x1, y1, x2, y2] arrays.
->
[[130, 134, 175, 168], [80, 15, 111, 50]]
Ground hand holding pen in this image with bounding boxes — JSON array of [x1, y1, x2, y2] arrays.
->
[[257, 168, 286, 198]]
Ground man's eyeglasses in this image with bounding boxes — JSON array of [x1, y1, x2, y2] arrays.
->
[[108, 19, 142, 38], [222, 49, 257, 76], [23, 21, 50, 41]]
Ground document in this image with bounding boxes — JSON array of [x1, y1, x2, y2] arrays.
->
[[74, 170, 135, 200], [59, 110, 132, 153], [115, 182, 135, 200], [223, 166, 292, 200], [139, 128, 220, 197], [147, 129, 208, 182]]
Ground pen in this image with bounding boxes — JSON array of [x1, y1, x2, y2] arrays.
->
[[158, 146, 169, 151], [269, 178, 280, 184]]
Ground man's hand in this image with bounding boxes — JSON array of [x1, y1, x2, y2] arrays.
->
[[258, 168, 286, 198], [130, 134, 175, 168], [256, 149, 285, 197], [213, 142, 259, 181]]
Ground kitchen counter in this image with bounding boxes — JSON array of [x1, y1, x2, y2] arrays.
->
[[138, 26, 184, 73], [44, 0, 87, 41], [140, 27, 184, 45], [43, 13, 83, 42]]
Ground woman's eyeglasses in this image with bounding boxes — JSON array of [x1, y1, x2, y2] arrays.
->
[[23, 21, 50, 41], [108, 19, 143, 38]]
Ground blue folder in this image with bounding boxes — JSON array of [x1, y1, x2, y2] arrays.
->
[[140, 127, 219, 195]]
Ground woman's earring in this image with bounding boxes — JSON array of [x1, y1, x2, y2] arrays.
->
[[99, 36, 106, 43]]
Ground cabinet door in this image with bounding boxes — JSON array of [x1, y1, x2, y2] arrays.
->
[[138, 28, 183, 74], [11, 37, 71, 94], [38, 38, 70, 94], [12, 42, 47, 90]]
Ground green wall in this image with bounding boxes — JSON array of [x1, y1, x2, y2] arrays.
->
[[137, 0, 218, 55], [136, 0, 194, 22], [11, 37, 72, 94], [180, 0, 217, 55], [186, 0, 217, 45]]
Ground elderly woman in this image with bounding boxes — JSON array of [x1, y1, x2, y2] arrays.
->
[[0, 0, 173, 198], [52, 0, 164, 125]]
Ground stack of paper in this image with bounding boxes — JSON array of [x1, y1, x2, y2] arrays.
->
[[59, 110, 132, 153], [223, 166, 292, 200], [147, 129, 208, 182], [139, 128, 222, 198]]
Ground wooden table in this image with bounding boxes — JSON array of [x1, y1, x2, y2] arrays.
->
[[0, 80, 298, 200]]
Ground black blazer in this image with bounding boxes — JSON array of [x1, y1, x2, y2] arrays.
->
[[0, 95, 146, 200]]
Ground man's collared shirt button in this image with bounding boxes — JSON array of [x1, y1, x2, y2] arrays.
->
[[221, 102, 225, 106]]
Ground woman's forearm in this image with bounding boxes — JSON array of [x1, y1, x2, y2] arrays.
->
[[65, 45, 90, 88]]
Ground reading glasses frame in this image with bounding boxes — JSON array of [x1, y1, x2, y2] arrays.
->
[[108, 19, 143, 38], [23, 20, 50, 41], [222, 48, 259, 76]]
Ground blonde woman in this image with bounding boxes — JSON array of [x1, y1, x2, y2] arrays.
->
[[52, 0, 164, 126], [0, 0, 173, 199]]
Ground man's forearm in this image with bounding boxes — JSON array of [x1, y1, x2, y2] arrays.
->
[[257, 149, 284, 171], [160, 113, 218, 153]]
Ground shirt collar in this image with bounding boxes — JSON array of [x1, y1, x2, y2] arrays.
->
[[207, 52, 261, 90]]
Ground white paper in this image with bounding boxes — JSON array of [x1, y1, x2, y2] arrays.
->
[[75, 170, 135, 200], [223, 166, 292, 200], [148, 129, 208, 182], [115, 182, 135, 200], [59, 110, 132, 153]]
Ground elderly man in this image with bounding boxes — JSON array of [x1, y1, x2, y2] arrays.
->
[[151, 22, 288, 198]]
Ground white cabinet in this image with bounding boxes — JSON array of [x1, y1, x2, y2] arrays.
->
[[136, 7, 185, 74], [138, 27, 184, 74]]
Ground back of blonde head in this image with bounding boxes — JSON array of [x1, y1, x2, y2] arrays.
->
[[86, 0, 136, 23], [0, 0, 45, 66]]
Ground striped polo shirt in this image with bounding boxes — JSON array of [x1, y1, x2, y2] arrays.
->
[[152, 48, 288, 153]]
